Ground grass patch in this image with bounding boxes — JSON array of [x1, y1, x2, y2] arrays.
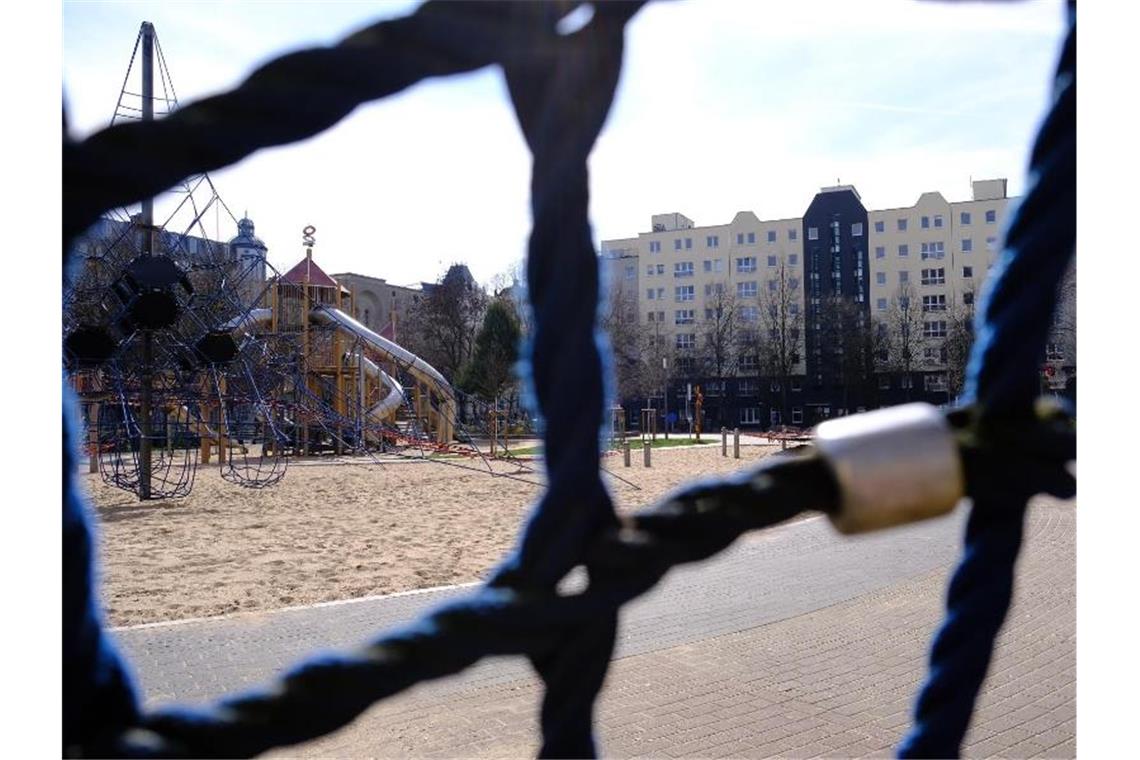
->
[[510, 436, 713, 457]]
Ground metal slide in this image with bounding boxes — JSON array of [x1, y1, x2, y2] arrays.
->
[[309, 306, 456, 427]]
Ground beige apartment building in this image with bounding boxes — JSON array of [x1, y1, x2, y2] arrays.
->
[[600, 178, 1074, 429]]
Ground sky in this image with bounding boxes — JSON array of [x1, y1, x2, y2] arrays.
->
[[62, 0, 1067, 290]]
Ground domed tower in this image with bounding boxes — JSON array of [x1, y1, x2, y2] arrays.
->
[[229, 215, 269, 307]]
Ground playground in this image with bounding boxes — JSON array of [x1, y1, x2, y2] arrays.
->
[[88, 440, 783, 628]]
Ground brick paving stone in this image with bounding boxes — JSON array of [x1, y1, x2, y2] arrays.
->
[[113, 500, 1073, 758]]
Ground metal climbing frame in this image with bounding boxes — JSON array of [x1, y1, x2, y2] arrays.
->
[[62, 2, 1076, 757]]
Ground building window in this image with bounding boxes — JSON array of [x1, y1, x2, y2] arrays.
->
[[961, 211, 971, 225], [762, 255, 775, 268], [736, 256, 758, 273], [685, 237, 693, 249], [625, 264, 636, 280], [740, 305, 759, 322], [675, 309, 695, 325], [646, 265, 655, 276], [925, 374, 948, 392], [674, 261, 694, 278], [808, 227, 819, 240], [707, 235, 719, 248], [674, 239, 682, 250], [747, 232, 756, 244], [737, 281, 758, 298], [657, 263, 665, 274], [920, 267, 946, 285], [789, 407, 802, 424], [923, 320, 948, 338], [789, 303, 800, 316], [900, 375, 914, 390], [934, 215, 944, 228], [789, 254, 799, 266], [920, 241, 945, 260], [986, 236, 998, 252], [676, 333, 696, 350], [675, 285, 695, 302], [899, 271, 910, 283], [922, 294, 947, 312], [738, 379, 758, 396], [736, 233, 744, 245], [898, 218, 908, 231], [877, 297, 888, 311], [740, 407, 761, 425], [986, 209, 997, 223], [767, 230, 777, 242], [647, 289, 656, 300], [702, 259, 723, 274], [649, 241, 661, 253], [704, 283, 724, 297], [874, 220, 885, 233], [852, 222, 864, 237], [899, 244, 909, 257], [768, 280, 779, 292], [963, 291, 975, 305], [962, 238, 973, 252], [1046, 343, 1064, 361], [789, 228, 798, 241], [963, 266, 974, 278], [739, 355, 759, 372], [875, 246, 885, 259], [921, 216, 930, 229], [876, 272, 886, 285], [788, 277, 800, 290]]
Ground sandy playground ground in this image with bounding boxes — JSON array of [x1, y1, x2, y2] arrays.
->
[[84, 440, 785, 627]]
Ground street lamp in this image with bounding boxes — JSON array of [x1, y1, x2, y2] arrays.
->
[[662, 355, 669, 437]]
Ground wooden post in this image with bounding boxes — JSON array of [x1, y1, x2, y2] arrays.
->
[[88, 401, 99, 473], [721, 427, 727, 457], [623, 440, 631, 467], [733, 427, 740, 459], [643, 439, 651, 467]]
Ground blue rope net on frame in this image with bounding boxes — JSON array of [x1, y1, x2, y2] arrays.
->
[[61, 2, 1076, 757]]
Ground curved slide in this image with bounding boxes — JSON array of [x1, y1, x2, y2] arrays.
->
[[311, 306, 457, 442]]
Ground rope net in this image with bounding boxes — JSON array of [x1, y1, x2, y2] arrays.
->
[[62, 2, 1076, 757]]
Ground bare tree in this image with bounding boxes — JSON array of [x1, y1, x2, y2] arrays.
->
[[599, 287, 644, 404], [403, 264, 488, 381], [883, 281, 922, 401], [943, 290, 976, 402], [757, 260, 804, 422], [816, 295, 874, 413], [699, 281, 739, 379]]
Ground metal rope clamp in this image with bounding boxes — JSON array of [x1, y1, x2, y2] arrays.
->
[[814, 403, 965, 535]]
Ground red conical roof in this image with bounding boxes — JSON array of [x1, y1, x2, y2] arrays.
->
[[280, 254, 339, 288]]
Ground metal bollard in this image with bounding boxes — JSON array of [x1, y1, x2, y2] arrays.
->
[[643, 440, 651, 467], [721, 427, 727, 457], [733, 427, 740, 459], [623, 441, 631, 467]]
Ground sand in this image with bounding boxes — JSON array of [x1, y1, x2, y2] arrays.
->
[[84, 441, 783, 627]]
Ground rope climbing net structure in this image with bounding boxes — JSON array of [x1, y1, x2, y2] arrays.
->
[[62, 1, 1076, 757]]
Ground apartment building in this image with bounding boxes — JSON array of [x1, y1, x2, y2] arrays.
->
[[599, 178, 1074, 430]]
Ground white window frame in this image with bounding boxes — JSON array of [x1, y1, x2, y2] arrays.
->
[[851, 222, 864, 237], [675, 285, 695, 302], [737, 281, 758, 298], [808, 227, 819, 241]]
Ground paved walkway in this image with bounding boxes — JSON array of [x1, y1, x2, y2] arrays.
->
[[113, 499, 1074, 758]]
